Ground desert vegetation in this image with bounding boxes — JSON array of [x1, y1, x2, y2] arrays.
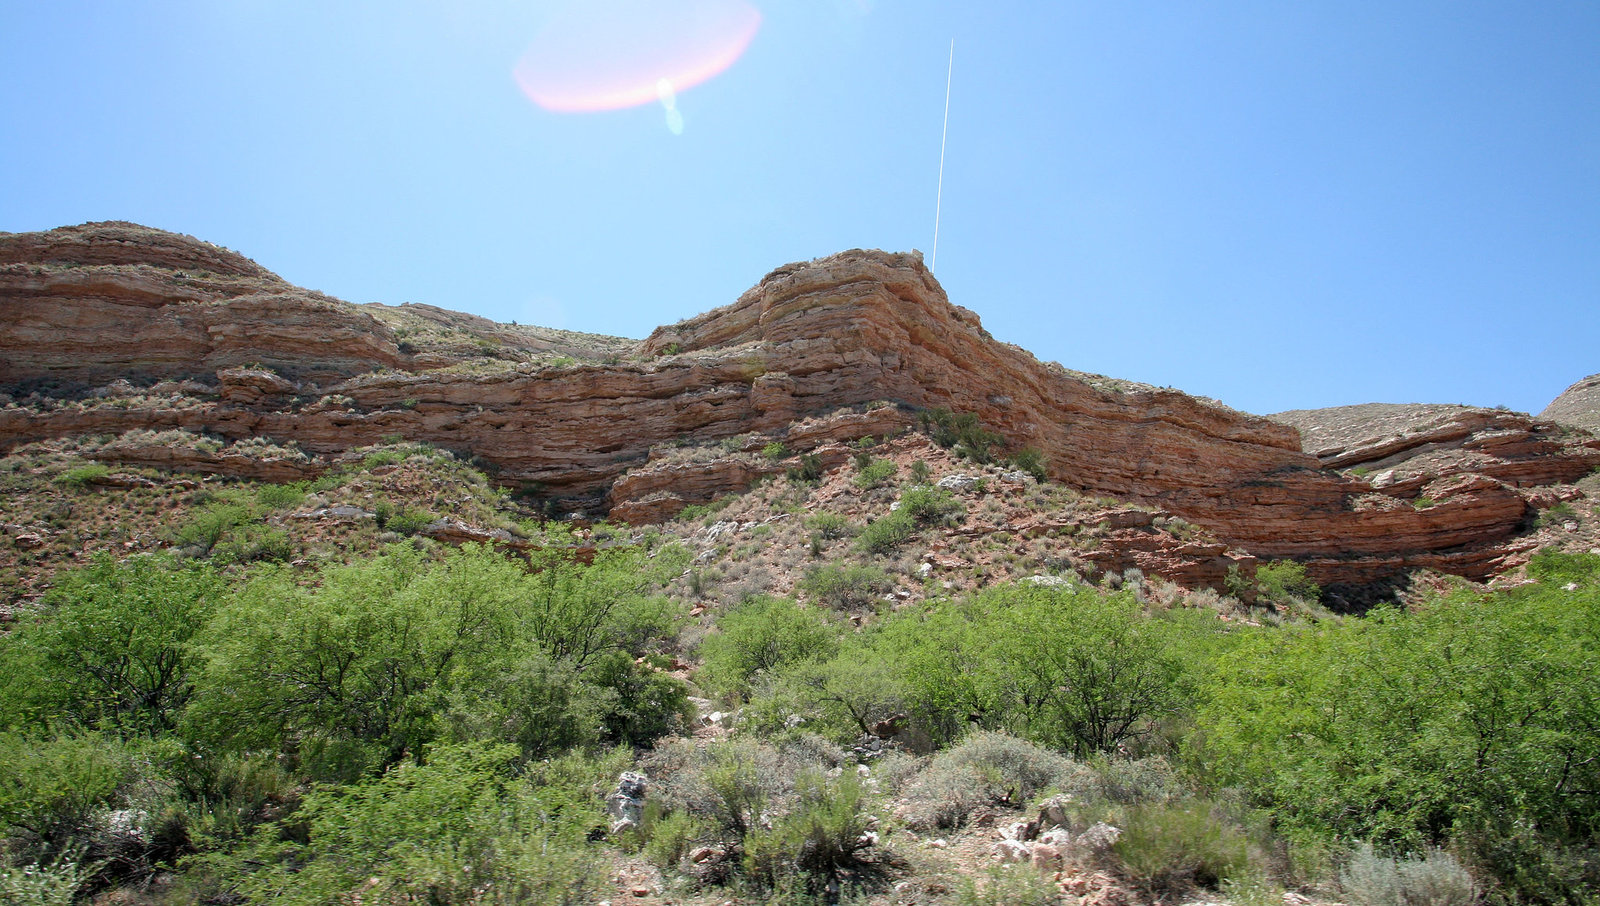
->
[[2, 413, 1598, 905]]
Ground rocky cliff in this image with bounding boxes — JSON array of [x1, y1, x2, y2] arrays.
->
[[3, 222, 1595, 591]]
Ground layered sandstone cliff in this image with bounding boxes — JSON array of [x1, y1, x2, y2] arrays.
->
[[3, 222, 1594, 590]]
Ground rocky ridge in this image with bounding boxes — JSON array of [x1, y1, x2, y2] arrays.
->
[[2, 222, 1596, 592], [1542, 373, 1600, 436]]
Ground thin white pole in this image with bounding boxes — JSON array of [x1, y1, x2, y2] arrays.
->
[[931, 39, 953, 274]]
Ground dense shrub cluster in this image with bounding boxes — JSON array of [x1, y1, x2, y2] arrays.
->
[[5, 449, 1598, 906], [0, 533, 691, 901]]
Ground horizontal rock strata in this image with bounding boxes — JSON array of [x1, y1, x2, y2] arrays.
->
[[4, 222, 1595, 588]]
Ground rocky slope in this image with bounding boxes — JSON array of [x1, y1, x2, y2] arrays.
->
[[1542, 373, 1600, 435], [3, 222, 1596, 592]]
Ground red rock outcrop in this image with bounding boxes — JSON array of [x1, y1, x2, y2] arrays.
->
[[3, 223, 1594, 589]]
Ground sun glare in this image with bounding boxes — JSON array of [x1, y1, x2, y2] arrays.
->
[[513, 0, 762, 115]]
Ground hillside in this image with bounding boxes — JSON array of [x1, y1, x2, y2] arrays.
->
[[1542, 373, 1600, 435], [4, 223, 1600, 906], [5, 222, 1597, 599]]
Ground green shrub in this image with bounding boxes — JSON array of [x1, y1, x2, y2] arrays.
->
[[439, 652, 607, 760], [167, 751, 298, 849], [253, 482, 308, 511], [909, 459, 931, 484], [698, 598, 838, 697], [953, 865, 1060, 906], [379, 506, 433, 536], [786, 453, 824, 484], [0, 732, 135, 858], [1197, 558, 1600, 900], [1112, 798, 1254, 897], [174, 503, 252, 556], [852, 457, 897, 489], [899, 486, 963, 524], [219, 743, 603, 906], [762, 442, 791, 460], [643, 808, 712, 869], [360, 449, 406, 469], [586, 651, 691, 748], [52, 463, 108, 488], [855, 512, 914, 555], [990, 585, 1188, 757], [23, 555, 225, 733], [1254, 560, 1320, 606], [745, 770, 873, 888], [854, 487, 962, 556], [805, 512, 857, 540], [189, 543, 686, 772], [0, 858, 93, 906], [918, 408, 1006, 463], [1008, 447, 1048, 481], [800, 565, 893, 610], [211, 524, 293, 565]]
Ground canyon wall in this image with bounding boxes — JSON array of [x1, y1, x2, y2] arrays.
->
[[4, 223, 1595, 587]]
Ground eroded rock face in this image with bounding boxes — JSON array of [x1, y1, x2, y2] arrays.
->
[[1542, 373, 1600, 436], [0, 222, 406, 385], [2, 223, 1594, 589]]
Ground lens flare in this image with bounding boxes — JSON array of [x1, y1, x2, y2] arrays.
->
[[514, 0, 762, 113]]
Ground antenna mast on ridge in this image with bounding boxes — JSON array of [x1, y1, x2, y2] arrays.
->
[[931, 39, 953, 274]]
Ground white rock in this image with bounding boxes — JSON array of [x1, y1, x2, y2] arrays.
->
[[994, 839, 1032, 862]]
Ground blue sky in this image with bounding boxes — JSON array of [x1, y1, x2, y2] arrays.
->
[[3, 1, 1596, 415]]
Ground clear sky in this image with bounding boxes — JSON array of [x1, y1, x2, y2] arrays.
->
[[3, 2, 1596, 415]]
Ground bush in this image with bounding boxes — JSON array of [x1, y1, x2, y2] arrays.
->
[[211, 524, 293, 565], [898, 486, 963, 524], [1338, 844, 1479, 906], [953, 865, 1060, 906], [901, 732, 1077, 829], [805, 512, 857, 540], [745, 770, 874, 888], [52, 463, 108, 488], [786, 453, 824, 484], [763, 442, 791, 460], [22, 555, 225, 733], [989, 585, 1188, 757], [909, 459, 931, 484], [643, 808, 712, 870], [0, 858, 93, 906], [189, 543, 687, 771], [852, 458, 897, 489], [1008, 447, 1048, 481], [1197, 558, 1600, 900], [698, 598, 838, 698], [938, 731, 1077, 806], [375, 502, 432, 535], [800, 564, 894, 610], [1254, 560, 1320, 606], [218, 743, 604, 906], [919, 409, 1006, 463], [253, 482, 308, 510], [0, 732, 135, 860], [855, 512, 915, 555], [1112, 798, 1254, 897], [174, 503, 252, 556]]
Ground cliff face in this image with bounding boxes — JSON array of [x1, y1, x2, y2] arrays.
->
[[3, 223, 1594, 589]]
